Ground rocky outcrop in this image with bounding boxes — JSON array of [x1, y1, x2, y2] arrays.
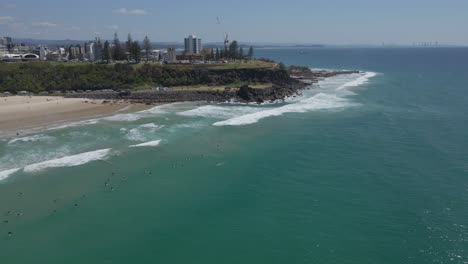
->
[[66, 67, 359, 104]]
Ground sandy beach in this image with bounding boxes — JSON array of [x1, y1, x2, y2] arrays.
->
[[0, 96, 147, 131]]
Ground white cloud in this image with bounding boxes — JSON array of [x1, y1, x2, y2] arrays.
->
[[0, 16, 14, 25], [32, 22, 58, 27], [69, 26, 81, 31], [113, 8, 147, 15]]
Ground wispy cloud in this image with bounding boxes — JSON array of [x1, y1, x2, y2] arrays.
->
[[113, 8, 147, 15], [0, 16, 14, 25], [32, 22, 59, 28], [69, 26, 81, 31]]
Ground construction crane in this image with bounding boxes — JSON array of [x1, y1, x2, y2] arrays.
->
[[217, 17, 229, 59], [224, 33, 229, 54]]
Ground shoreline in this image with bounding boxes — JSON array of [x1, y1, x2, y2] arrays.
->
[[0, 69, 359, 134], [0, 96, 150, 133]]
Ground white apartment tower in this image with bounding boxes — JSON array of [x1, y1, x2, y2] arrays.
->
[[184, 35, 202, 54]]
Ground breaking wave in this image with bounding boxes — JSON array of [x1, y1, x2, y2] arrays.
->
[[178, 105, 260, 119], [23, 149, 112, 173], [46, 119, 99, 131], [125, 123, 163, 142], [8, 134, 55, 145], [0, 168, 20, 181], [213, 71, 376, 126], [213, 93, 353, 126], [129, 140, 162, 148], [337, 72, 377, 90]]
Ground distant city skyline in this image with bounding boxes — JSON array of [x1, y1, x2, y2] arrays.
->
[[1, 0, 467, 45]]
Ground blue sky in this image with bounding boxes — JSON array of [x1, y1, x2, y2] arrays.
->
[[0, 0, 467, 45]]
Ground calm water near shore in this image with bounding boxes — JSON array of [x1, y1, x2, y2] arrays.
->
[[1, 47, 467, 263]]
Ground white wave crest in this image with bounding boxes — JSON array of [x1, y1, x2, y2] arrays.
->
[[178, 105, 259, 119], [213, 93, 353, 126], [129, 140, 161, 148], [126, 123, 163, 141], [8, 134, 55, 145], [140, 123, 161, 129], [337, 72, 377, 90], [103, 104, 171, 122], [0, 168, 20, 181], [46, 119, 99, 131], [213, 71, 376, 126], [103, 113, 142, 122], [23, 148, 112, 173]]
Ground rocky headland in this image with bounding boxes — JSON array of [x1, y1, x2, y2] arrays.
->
[[65, 66, 359, 104]]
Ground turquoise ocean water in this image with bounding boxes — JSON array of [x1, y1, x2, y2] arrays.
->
[[1, 48, 467, 263]]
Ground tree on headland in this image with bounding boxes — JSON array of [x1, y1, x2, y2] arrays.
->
[[132, 41, 142, 63], [229, 40, 239, 59], [216, 48, 220, 60], [103, 40, 111, 63], [143, 35, 152, 62], [126, 34, 133, 61], [248, 46, 254, 60], [278, 62, 286, 70], [239, 47, 244, 59], [112, 33, 126, 61]]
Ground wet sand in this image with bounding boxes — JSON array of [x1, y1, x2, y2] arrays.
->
[[0, 96, 148, 131]]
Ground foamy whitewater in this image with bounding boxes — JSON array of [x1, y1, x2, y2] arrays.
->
[[213, 72, 375, 126], [23, 149, 112, 173], [129, 140, 162, 148], [8, 134, 55, 145], [0, 168, 20, 181]]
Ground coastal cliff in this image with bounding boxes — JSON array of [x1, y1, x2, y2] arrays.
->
[[65, 67, 359, 104], [0, 61, 359, 104]]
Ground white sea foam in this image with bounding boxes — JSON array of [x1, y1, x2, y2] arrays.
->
[[213, 71, 377, 126], [8, 134, 55, 145], [126, 123, 163, 141], [23, 148, 112, 173], [178, 105, 259, 119], [103, 113, 142, 122], [140, 123, 161, 129], [129, 140, 161, 148], [103, 104, 173, 123], [336, 72, 377, 90], [46, 119, 99, 131], [0, 168, 20, 181], [213, 93, 353, 126]]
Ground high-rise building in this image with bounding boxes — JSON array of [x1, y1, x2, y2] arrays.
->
[[184, 35, 202, 54], [0, 37, 12, 45], [85, 42, 95, 61], [0, 37, 13, 54], [36, 45, 49, 60]]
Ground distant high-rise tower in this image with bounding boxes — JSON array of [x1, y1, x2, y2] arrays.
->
[[184, 35, 202, 54]]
